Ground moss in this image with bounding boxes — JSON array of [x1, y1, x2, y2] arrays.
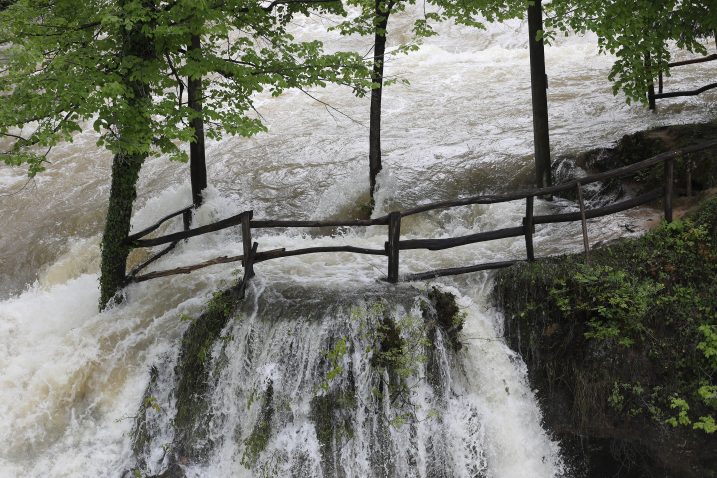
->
[[100, 152, 145, 309], [172, 285, 244, 463], [130, 366, 160, 471], [493, 194, 717, 478], [423, 287, 464, 351], [241, 380, 275, 468], [310, 383, 357, 478]]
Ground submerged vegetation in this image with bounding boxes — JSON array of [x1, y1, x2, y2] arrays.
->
[[130, 286, 243, 471], [494, 194, 717, 477]]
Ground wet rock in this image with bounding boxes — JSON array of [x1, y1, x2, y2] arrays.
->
[[422, 287, 464, 352], [554, 121, 717, 206]]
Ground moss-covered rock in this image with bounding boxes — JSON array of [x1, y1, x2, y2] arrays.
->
[[493, 195, 717, 478], [241, 379, 275, 468], [371, 314, 404, 370], [131, 366, 160, 468], [422, 287, 464, 352], [310, 378, 357, 478], [172, 285, 244, 463]]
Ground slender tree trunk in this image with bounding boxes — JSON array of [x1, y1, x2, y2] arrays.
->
[[645, 52, 656, 110], [188, 34, 207, 207], [527, 0, 552, 189], [369, 0, 391, 204], [99, 0, 154, 309]]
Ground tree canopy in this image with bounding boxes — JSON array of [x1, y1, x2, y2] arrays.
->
[[0, 0, 372, 177], [544, 0, 717, 103]]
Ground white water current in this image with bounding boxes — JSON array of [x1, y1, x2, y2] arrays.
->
[[1, 11, 716, 478]]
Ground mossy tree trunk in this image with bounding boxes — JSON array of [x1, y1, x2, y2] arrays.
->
[[99, 0, 155, 310], [100, 153, 145, 308]]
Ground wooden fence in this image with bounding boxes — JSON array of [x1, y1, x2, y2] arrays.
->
[[123, 140, 717, 288], [647, 50, 717, 109]]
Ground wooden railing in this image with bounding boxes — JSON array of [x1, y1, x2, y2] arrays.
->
[[648, 51, 717, 109], [124, 140, 717, 287]]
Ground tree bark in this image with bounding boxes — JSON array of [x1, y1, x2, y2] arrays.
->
[[100, 153, 144, 308], [188, 34, 207, 207], [527, 0, 552, 189], [99, 0, 155, 309], [645, 53, 656, 110], [369, 0, 391, 204]]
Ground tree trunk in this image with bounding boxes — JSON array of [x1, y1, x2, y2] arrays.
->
[[645, 53, 656, 110], [369, 1, 391, 204], [527, 0, 552, 189], [99, 0, 154, 309], [188, 34, 207, 207], [100, 153, 144, 308]]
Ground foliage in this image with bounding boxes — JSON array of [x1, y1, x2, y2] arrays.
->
[[544, 0, 717, 103], [0, 0, 372, 175], [495, 195, 717, 436], [333, 0, 528, 79], [335, 0, 527, 38], [320, 336, 348, 391], [1, 0, 374, 309], [550, 264, 661, 347]]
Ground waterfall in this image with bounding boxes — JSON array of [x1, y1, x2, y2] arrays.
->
[[127, 283, 562, 478], [1, 10, 715, 478]]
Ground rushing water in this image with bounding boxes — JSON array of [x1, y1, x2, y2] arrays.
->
[[1, 12, 716, 478]]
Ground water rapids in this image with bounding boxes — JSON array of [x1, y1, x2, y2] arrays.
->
[[1, 11, 715, 478]]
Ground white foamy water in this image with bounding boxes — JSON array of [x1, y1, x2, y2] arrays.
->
[[1, 11, 715, 478]]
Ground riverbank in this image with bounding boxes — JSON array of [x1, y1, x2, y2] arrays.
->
[[493, 190, 717, 477], [555, 120, 717, 205]]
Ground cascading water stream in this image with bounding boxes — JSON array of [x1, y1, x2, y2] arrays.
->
[[1, 12, 716, 478]]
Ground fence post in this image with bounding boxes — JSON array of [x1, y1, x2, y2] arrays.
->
[[238, 242, 258, 299], [658, 70, 664, 95], [576, 183, 591, 264], [523, 195, 535, 261], [664, 159, 674, 222], [387, 211, 401, 283], [182, 209, 192, 232], [241, 210, 255, 278]]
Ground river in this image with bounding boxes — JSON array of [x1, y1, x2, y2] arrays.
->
[[0, 11, 715, 478]]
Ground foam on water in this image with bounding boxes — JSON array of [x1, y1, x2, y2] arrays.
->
[[1, 9, 716, 478]]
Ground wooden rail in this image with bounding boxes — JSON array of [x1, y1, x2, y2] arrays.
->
[[125, 141, 717, 286], [649, 49, 717, 108]]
